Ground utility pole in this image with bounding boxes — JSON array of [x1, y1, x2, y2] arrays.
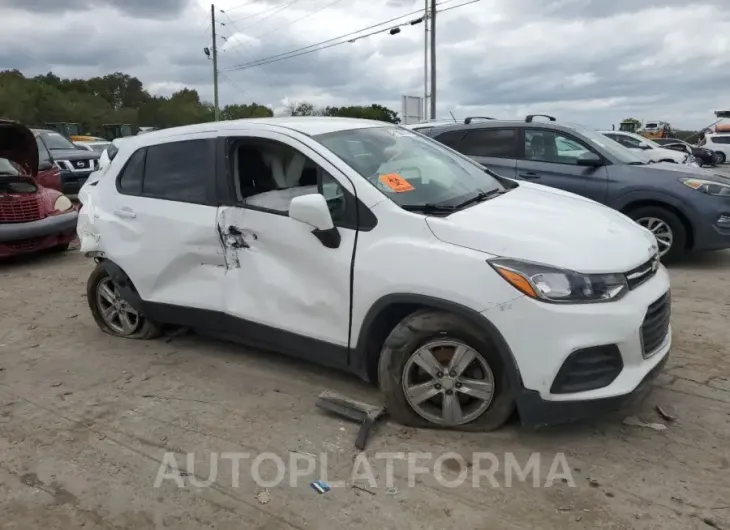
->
[[429, 0, 436, 119], [423, 0, 429, 121], [211, 4, 220, 121]]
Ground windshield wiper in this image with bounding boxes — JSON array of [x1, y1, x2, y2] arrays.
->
[[628, 161, 647, 165], [453, 188, 506, 210], [400, 203, 456, 214]]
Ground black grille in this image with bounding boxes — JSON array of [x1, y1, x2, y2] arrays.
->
[[625, 255, 659, 290], [641, 291, 671, 358], [550, 345, 623, 394]]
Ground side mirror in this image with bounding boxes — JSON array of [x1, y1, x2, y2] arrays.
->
[[289, 194, 340, 248], [640, 144, 652, 150], [576, 152, 603, 167]]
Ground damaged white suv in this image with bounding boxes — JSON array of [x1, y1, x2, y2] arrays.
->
[[77, 117, 671, 430]]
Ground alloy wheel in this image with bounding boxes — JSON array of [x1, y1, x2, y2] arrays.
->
[[637, 217, 674, 257], [96, 277, 142, 335], [402, 339, 495, 426]]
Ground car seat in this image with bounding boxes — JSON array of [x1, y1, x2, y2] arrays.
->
[[238, 147, 277, 198]]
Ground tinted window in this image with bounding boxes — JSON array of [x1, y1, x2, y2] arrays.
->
[[433, 130, 466, 149], [35, 137, 52, 166], [142, 139, 212, 203], [712, 136, 730, 144], [460, 128, 516, 158], [118, 148, 145, 194], [524, 130, 591, 165], [40, 132, 76, 150]]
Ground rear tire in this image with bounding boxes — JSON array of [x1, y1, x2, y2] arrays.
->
[[87, 263, 161, 340], [628, 206, 687, 262], [716, 152, 726, 164], [378, 310, 514, 432]]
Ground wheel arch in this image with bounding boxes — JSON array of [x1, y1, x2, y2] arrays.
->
[[95, 258, 144, 313], [619, 199, 695, 250], [352, 294, 523, 391]]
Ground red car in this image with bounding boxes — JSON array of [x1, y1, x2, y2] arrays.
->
[[0, 120, 78, 258]]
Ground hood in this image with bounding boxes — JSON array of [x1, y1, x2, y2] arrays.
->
[[644, 161, 730, 181], [426, 183, 658, 273], [50, 148, 100, 160], [0, 120, 38, 176]]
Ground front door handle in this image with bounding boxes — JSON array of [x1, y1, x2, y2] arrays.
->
[[113, 207, 136, 219], [519, 172, 541, 179]]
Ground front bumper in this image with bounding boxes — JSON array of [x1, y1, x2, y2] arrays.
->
[[482, 266, 672, 426], [60, 170, 94, 194], [0, 211, 78, 244], [516, 351, 668, 427], [688, 196, 730, 252]]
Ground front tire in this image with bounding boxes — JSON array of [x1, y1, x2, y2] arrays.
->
[[628, 206, 687, 261], [716, 151, 726, 164], [86, 263, 161, 339], [378, 310, 514, 431]]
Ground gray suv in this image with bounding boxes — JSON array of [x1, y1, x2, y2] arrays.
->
[[418, 115, 730, 260]]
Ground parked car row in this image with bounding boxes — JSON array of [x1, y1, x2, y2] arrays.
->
[[408, 114, 730, 261]]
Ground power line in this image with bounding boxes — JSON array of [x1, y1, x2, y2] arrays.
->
[[222, 7, 428, 72], [218, 71, 251, 99], [220, 0, 262, 13], [225, 0, 300, 26], [251, 0, 345, 39], [218, 11, 281, 96]]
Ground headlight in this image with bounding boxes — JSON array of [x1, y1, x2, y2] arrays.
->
[[489, 258, 628, 303], [53, 195, 74, 212], [680, 178, 730, 196]]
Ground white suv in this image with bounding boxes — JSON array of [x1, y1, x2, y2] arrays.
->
[[77, 117, 671, 430], [699, 133, 730, 164], [601, 131, 691, 164]]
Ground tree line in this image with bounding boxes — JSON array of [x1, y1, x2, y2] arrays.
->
[[0, 70, 400, 136]]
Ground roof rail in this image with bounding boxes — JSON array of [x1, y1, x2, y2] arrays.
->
[[464, 116, 495, 124], [526, 114, 556, 123]]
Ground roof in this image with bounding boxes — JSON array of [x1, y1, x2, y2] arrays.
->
[[133, 117, 389, 147]]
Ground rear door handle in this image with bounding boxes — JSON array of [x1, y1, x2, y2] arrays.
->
[[113, 207, 136, 219], [519, 172, 541, 179]]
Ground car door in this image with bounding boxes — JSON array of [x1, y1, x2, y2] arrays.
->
[[95, 134, 225, 310], [436, 127, 518, 177], [516, 128, 609, 203], [215, 130, 359, 368]]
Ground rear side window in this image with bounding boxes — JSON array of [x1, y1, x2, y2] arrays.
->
[[142, 139, 213, 203], [712, 136, 730, 144], [460, 128, 517, 158], [117, 148, 145, 194], [433, 130, 466, 149]]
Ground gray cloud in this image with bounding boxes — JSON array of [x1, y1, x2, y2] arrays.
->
[[1, 0, 730, 128], [3, 0, 191, 18]]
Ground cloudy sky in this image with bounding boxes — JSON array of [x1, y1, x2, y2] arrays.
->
[[1, 0, 729, 129]]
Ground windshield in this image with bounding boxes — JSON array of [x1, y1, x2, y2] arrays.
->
[[40, 132, 77, 150], [314, 126, 505, 209], [574, 125, 648, 164]]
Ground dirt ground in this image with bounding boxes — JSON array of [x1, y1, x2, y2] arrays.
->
[[0, 247, 729, 530]]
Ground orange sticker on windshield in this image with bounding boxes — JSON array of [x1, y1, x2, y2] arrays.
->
[[379, 173, 414, 193]]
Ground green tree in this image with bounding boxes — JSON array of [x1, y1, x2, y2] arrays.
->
[[221, 103, 273, 120]]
